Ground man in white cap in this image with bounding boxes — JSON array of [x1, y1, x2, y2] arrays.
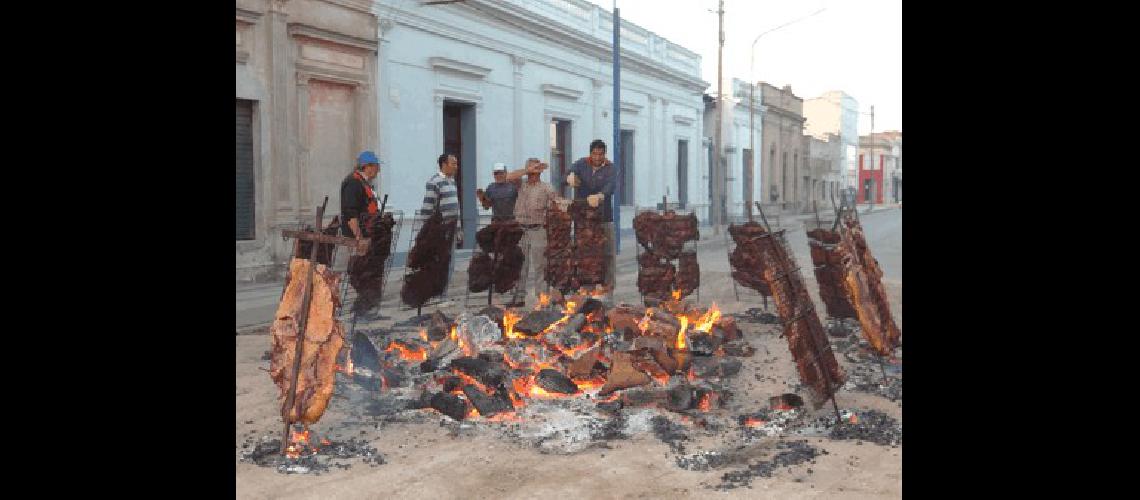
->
[[511, 158, 560, 306], [478, 162, 521, 222]]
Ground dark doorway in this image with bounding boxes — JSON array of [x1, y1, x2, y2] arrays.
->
[[550, 119, 572, 198], [443, 101, 477, 248], [621, 129, 634, 205], [236, 99, 255, 240], [863, 178, 872, 204], [677, 139, 688, 207]]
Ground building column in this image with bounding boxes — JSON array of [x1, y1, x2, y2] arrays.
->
[[648, 94, 657, 204], [268, 0, 294, 225], [512, 55, 525, 166], [376, 18, 393, 196], [294, 74, 311, 218]]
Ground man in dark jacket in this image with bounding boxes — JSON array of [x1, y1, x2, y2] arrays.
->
[[341, 150, 381, 255], [566, 139, 618, 301]]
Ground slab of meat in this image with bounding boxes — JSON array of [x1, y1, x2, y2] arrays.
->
[[728, 222, 773, 295], [544, 200, 608, 292], [467, 253, 494, 292], [348, 212, 397, 313], [401, 211, 457, 308], [748, 229, 846, 408], [468, 221, 526, 294], [806, 227, 857, 319], [633, 210, 700, 301], [674, 251, 700, 298], [637, 251, 675, 302], [270, 258, 346, 425], [837, 217, 901, 355], [632, 211, 699, 260]]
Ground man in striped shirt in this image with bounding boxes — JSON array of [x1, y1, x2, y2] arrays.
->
[[419, 153, 463, 248]]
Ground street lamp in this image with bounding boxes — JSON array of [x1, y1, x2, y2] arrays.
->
[[746, 7, 826, 219]]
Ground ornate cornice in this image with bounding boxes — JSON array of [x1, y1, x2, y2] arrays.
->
[[620, 101, 643, 114], [672, 114, 694, 126], [429, 56, 492, 79], [541, 84, 583, 101], [236, 8, 262, 25], [288, 23, 378, 52]]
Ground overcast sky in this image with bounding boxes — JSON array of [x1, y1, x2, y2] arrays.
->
[[580, 0, 902, 133]]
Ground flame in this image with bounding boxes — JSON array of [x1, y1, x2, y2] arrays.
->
[[653, 373, 671, 386], [285, 430, 311, 458], [419, 329, 428, 342], [638, 308, 654, 334], [572, 375, 606, 392], [466, 405, 481, 419], [449, 325, 458, 341], [537, 293, 551, 309], [564, 301, 579, 314], [385, 340, 427, 361], [693, 303, 722, 333], [503, 309, 525, 340], [676, 316, 690, 350], [672, 289, 682, 301], [743, 417, 765, 428], [697, 393, 712, 411]]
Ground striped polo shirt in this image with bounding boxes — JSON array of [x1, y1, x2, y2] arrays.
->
[[419, 171, 462, 231]]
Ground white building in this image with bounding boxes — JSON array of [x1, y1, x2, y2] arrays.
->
[[700, 79, 767, 221], [803, 90, 859, 189], [375, 0, 709, 249]]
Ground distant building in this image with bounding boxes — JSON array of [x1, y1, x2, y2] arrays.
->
[[806, 132, 844, 208], [857, 131, 901, 204], [803, 91, 859, 189], [758, 83, 806, 210]]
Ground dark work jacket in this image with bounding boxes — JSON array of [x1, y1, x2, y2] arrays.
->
[[485, 181, 519, 220], [340, 172, 377, 237], [569, 158, 616, 222]]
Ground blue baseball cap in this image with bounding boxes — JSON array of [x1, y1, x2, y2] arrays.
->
[[357, 150, 380, 167]]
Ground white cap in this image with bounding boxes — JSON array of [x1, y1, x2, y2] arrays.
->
[[492, 162, 508, 172]]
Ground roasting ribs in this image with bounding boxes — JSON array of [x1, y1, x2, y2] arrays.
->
[[270, 258, 346, 425]]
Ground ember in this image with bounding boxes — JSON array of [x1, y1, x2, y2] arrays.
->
[[385, 340, 427, 362]]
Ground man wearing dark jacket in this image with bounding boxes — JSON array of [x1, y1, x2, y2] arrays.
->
[[341, 150, 381, 255], [567, 139, 618, 301]]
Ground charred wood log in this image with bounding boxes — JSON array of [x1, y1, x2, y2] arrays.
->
[[429, 392, 467, 421], [535, 368, 579, 394]]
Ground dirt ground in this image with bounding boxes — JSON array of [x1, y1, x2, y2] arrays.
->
[[237, 221, 902, 499]]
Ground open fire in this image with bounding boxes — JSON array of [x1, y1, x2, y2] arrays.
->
[[365, 290, 749, 423]]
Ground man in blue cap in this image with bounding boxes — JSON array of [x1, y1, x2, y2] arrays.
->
[[341, 151, 381, 254]]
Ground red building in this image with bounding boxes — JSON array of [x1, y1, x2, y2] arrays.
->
[[857, 153, 884, 204]]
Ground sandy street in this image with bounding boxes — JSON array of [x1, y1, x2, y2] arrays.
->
[[237, 209, 902, 499]]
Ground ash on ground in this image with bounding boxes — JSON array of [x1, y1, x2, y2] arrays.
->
[[711, 440, 821, 490], [238, 435, 385, 475]]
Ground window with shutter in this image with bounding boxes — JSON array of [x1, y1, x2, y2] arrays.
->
[[236, 99, 255, 240]]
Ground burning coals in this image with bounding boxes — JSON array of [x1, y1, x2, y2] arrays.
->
[[239, 429, 385, 475]]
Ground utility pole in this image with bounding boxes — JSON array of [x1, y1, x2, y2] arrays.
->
[[712, 0, 725, 232]]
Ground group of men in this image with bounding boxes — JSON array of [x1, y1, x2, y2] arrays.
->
[[339, 139, 619, 307]]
